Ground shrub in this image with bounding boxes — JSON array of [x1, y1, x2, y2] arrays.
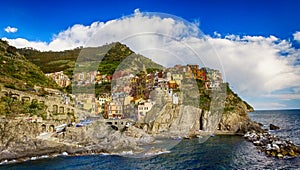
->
[[7, 46, 17, 54]]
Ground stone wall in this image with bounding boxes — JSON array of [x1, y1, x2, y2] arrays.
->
[[0, 87, 92, 120]]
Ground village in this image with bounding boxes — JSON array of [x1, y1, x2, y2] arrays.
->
[[46, 64, 223, 124]]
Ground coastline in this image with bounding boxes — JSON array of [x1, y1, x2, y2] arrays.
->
[[1, 127, 299, 166], [0, 127, 256, 166], [0, 133, 241, 166]]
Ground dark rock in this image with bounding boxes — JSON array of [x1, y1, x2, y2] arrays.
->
[[237, 121, 265, 134], [270, 124, 280, 130], [257, 122, 264, 127]]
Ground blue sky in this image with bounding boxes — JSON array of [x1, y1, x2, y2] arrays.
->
[[1, 0, 300, 110], [1, 0, 300, 41]]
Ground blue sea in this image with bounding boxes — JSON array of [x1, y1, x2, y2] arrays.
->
[[1, 110, 300, 170]]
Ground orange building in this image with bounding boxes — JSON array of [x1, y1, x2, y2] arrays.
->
[[168, 80, 179, 90]]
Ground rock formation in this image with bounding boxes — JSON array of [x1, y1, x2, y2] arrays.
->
[[270, 124, 280, 130], [139, 83, 257, 137], [244, 131, 300, 158]]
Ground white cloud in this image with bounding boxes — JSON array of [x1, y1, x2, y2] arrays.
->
[[5, 22, 104, 51], [213, 31, 221, 38], [251, 102, 286, 110], [293, 31, 300, 42], [204, 35, 300, 96], [264, 93, 300, 100], [134, 8, 141, 14], [3, 11, 300, 108], [4, 26, 18, 33], [2, 37, 48, 49]]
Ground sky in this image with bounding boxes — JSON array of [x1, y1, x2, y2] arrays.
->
[[1, 0, 300, 110]]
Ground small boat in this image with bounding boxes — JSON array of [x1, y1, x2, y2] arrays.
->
[[81, 120, 92, 125], [55, 124, 67, 133], [75, 120, 92, 127]]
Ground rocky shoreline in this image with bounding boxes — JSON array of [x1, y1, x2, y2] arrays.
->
[[1, 129, 299, 165], [244, 125, 300, 159]]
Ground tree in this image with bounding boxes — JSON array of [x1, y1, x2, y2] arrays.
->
[[25, 100, 47, 119], [6, 46, 17, 54], [0, 92, 25, 117]]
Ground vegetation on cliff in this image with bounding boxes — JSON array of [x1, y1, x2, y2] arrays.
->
[[0, 91, 47, 119], [225, 83, 253, 112], [195, 80, 253, 114]]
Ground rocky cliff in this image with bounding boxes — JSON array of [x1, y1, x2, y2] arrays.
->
[[218, 84, 263, 134], [138, 83, 260, 137]]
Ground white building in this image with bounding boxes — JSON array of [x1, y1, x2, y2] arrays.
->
[[172, 93, 179, 105], [209, 81, 221, 89], [137, 101, 154, 122]]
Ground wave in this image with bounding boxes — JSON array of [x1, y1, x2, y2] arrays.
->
[[144, 150, 171, 156]]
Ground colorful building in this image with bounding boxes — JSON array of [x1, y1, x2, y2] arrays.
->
[[105, 101, 123, 119], [45, 71, 71, 87], [168, 80, 179, 90]]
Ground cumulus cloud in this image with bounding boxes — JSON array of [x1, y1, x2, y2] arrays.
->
[[4, 26, 18, 33], [2, 37, 48, 49], [4, 22, 104, 51], [3, 10, 300, 109], [294, 31, 300, 42], [204, 35, 300, 96]]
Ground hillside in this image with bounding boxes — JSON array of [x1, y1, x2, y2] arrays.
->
[[19, 42, 163, 78], [0, 39, 58, 91], [20, 42, 164, 95], [18, 47, 80, 75]]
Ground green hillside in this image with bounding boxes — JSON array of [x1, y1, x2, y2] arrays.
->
[[19, 42, 163, 78], [0, 39, 58, 91]]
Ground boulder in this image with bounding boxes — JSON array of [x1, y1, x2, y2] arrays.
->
[[277, 153, 283, 159], [289, 150, 296, 156], [270, 124, 280, 130]]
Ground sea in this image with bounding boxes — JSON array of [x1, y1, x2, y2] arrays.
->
[[1, 110, 299, 170]]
